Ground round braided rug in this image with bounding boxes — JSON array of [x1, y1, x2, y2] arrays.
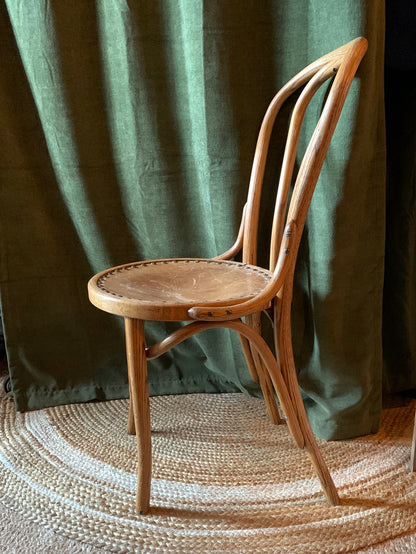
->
[[1, 393, 416, 553]]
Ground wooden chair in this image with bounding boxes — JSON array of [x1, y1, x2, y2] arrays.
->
[[88, 37, 368, 513]]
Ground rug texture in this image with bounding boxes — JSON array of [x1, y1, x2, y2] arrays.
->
[[0, 392, 415, 553]]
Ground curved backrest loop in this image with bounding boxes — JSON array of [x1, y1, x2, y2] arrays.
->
[[242, 38, 368, 278]]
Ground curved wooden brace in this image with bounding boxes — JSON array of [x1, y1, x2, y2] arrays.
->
[[146, 318, 304, 448], [273, 277, 340, 506]]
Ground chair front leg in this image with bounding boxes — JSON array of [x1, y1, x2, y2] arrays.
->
[[124, 317, 152, 514]]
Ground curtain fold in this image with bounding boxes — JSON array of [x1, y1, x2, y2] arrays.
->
[[0, 1, 389, 440]]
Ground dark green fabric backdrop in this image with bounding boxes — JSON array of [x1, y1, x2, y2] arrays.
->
[[383, 1, 416, 394], [0, 1, 388, 440]]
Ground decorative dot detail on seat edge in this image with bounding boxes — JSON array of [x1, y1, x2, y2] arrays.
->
[[96, 259, 271, 304]]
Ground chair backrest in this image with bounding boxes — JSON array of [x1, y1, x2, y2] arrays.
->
[[189, 38, 368, 322], [242, 37, 368, 275]]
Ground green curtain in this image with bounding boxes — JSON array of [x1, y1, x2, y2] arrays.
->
[[0, 1, 387, 440]]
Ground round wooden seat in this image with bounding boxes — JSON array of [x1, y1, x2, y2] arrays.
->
[[88, 258, 272, 321]]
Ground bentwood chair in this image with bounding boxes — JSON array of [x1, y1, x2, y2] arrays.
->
[[88, 37, 368, 513]]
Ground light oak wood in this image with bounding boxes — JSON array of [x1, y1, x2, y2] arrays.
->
[[88, 37, 368, 512], [146, 319, 305, 446]]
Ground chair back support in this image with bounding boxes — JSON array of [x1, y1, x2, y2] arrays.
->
[[242, 38, 368, 276], [188, 38, 367, 322]]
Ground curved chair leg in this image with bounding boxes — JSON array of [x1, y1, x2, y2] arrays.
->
[[282, 352, 339, 505], [275, 296, 340, 505], [244, 313, 283, 425], [303, 424, 340, 505], [124, 317, 152, 514], [239, 333, 283, 425], [240, 323, 339, 508], [146, 318, 338, 505], [146, 319, 304, 447]]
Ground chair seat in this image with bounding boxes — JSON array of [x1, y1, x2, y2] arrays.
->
[[88, 258, 272, 321]]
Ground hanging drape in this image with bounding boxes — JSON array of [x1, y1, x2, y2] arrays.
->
[[0, 1, 388, 440], [383, 0, 416, 394]]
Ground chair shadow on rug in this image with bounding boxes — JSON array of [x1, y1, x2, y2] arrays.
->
[[88, 37, 368, 514]]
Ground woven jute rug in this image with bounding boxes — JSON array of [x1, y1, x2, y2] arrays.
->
[[1, 392, 416, 553]]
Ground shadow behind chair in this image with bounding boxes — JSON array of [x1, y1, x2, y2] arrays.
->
[[88, 37, 368, 513]]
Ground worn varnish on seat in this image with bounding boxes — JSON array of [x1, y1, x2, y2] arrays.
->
[[88, 37, 368, 514], [93, 259, 272, 320]]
